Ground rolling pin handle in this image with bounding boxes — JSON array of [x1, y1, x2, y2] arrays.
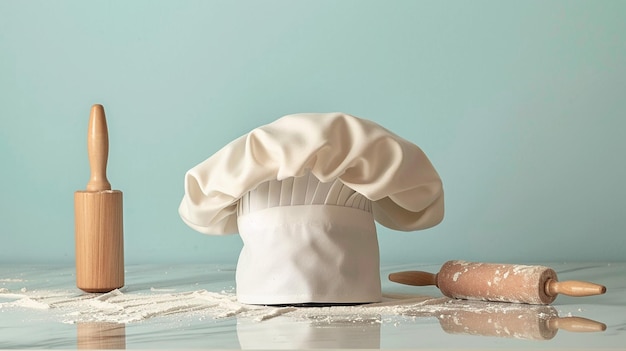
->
[[545, 279, 607, 297], [388, 271, 438, 287], [86, 104, 112, 192]]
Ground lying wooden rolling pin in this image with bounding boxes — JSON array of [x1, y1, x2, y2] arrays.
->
[[389, 260, 606, 304]]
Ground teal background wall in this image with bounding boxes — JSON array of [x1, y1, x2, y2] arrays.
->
[[1, 0, 624, 264]]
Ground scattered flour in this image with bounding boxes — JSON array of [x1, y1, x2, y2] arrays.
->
[[0, 287, 560, 327], [255, 307, 298, 321], [452, 271, 462, 282], [10, 296, 51, 310]]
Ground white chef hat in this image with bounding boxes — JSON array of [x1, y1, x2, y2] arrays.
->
[[179, 113, 444, 305]]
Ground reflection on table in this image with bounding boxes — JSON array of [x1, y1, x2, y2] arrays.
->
[[402, 299, 606, 341], [76, 322, 125, 349]]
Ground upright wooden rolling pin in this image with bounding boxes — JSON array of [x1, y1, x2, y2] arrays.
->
[[389, 260, 606, 304], [74, 104, 124, 293]]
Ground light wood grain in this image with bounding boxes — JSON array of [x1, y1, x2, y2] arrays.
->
[[86, 104, 111, 192], [75, 191, 124, 292], [388, 271, 438, 287], [545, 279, 607, 297], [74, 104, 124, 293]]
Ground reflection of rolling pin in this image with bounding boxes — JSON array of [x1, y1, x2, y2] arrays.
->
[[74, 105, 124, 293], [431, 301, 606, 340], [389, 260, 606, 304], [77, 322, 126, 349]]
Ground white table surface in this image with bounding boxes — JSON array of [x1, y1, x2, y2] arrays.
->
[[1, 262, 624, 350]]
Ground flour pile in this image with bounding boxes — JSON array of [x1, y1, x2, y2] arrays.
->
[[0, 286, 459, 324], [0, 285, 564, 328]]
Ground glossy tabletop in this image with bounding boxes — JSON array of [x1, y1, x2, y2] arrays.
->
[[1, 262, 624, 350]]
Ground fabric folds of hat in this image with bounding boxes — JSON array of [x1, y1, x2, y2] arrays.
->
[[179, 112, 444, 235]]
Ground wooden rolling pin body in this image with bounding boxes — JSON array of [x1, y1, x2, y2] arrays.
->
[[389, 260, 606, 304], [74, 104, 124, 293], [439, 261, 557, 304]]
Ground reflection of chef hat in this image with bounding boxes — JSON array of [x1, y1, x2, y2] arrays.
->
[[179, 113, 444, 304], [236, 314, 381, 349]]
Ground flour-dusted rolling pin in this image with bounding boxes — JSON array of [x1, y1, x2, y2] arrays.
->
[[74, 104, 124, 293], [389, 260, 606, 304]]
